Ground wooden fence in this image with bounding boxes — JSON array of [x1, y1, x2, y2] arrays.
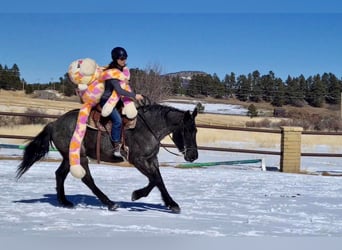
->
[[1, 111, 341, 173]]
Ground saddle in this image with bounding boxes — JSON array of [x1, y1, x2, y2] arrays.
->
[[87, 104, 137, 163]]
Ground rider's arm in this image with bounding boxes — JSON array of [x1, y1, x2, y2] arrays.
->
[[107, 79, 136, 99]]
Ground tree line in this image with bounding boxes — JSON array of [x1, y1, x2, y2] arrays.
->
[[173, 70, 342, 108], [1, 63, 341, 108], [0, 64, 23, 90]]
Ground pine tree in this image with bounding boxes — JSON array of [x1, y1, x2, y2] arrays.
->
[[236, 75, 250, 101], [324, 73, 341, 105], [271, 78, 285, 107], [223, 72, 236, 98], [249, 70, 262, 102], [0, 64, 4, 89], [247, 104, 258, 118], [307, 74, 326, 107]]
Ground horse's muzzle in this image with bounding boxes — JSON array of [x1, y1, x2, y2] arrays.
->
[[184, 148, 198, 162]]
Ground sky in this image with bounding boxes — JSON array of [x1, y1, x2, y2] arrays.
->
[[1, 1, 342, 84]]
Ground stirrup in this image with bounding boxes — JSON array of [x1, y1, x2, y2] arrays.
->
[[120, 145, 129, 161]]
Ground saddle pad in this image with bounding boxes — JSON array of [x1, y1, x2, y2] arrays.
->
[[88, 107, 137, 132]]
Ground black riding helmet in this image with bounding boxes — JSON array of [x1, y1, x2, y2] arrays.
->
[[111, 47, 128, 61]]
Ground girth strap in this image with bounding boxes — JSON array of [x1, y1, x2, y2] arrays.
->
[[96, 129, 102, 163]]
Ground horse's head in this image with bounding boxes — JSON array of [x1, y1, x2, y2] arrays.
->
[[172, 108, 198, 162]]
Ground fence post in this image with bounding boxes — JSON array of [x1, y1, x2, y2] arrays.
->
[[280, 126, 303, 173]]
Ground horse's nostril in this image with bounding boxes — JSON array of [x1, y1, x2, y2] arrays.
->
[[185, 153, 198, 162]]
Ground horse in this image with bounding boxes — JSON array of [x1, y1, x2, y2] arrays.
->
[[16, 103, 198, 213]]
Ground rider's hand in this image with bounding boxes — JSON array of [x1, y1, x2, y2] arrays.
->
[[135, 94, 144, 101]]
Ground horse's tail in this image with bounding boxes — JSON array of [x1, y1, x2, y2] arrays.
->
[[16, 123, 53, 179]]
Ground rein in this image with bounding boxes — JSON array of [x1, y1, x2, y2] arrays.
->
[[137, 109, 183, 157]]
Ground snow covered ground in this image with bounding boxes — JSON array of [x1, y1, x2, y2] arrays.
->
[[1, 101, 342, 249], [1, 148, 342, 249]]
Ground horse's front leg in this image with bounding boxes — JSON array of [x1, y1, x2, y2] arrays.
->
[[131, 181, 155, 201], [132, 157, 180, 213], [154, 167, 180, 213], [80, 157, 118, 211]]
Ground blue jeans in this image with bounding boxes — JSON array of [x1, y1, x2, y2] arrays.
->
[[100, 100, 122, 142]]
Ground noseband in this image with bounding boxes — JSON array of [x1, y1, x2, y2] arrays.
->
[[170, 121, 197, 156], [138, 107, 197, 157]]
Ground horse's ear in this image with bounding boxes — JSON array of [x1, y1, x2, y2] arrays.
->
[[184, 110, 191, 121], [184, 108, 197, 122], [192, 108, 198, 118]]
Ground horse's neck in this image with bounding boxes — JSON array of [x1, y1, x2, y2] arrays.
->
[[142, 107, 183, 140], [158, 109, 183, 138]]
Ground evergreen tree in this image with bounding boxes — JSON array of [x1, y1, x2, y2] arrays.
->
[[307, 74, 326, 107], [187, 74, 210, 97], [209, 73, 225, 98], [236, 74, 250, 101], [1, 65, 10, 89], [249, 70, 262, 102], [247, 104, 258, 117], [324, 73, 341, 105], [167, 75, 182, 95], [223, 72, 236, 98], [260, 71, 277, 102], [10, 64, 22, 90], [0, 64, 4, 89], [285, 76, 304, 106], [0, 64, 22, 90], [271, 78, 285, 107], [186, 78, 199, 97], [298, 74, 308, 101]]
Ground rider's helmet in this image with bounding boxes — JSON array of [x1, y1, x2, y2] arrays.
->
[[111, 47, 128, 61]]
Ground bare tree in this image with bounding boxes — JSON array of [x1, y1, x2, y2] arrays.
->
[[130, 64, 171, 103]]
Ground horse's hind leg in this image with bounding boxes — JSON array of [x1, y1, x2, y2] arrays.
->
[[55, 159, 73, 208], [80, 157, 118, 211]]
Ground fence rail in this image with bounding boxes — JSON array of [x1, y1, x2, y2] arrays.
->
[[1, 111, 342, 172]]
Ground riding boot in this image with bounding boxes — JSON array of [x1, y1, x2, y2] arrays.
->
[[112, 142, 122, 157]]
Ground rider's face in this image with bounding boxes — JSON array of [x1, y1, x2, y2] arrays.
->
[[117, 57, 127, 67]]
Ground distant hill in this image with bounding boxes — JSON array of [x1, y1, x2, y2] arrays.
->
[[163, 71, 207, 87], [163, 71, 207, 79]]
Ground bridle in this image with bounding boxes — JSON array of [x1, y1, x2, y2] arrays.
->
[[138, 108, 195, 157]]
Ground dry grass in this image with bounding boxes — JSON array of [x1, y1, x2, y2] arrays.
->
[[0, 90, 81, 114]]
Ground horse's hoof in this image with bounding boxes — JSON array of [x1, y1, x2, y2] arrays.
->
[[169, 205, 181, 214], [131, 191, 139, 201], [108, 202, 119, 211], [59, 200, 74, 208]]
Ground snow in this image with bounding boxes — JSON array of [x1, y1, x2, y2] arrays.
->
[[161, 100, 248, 115], [1, 148, 342, 248], [1, 101, 342, 249]]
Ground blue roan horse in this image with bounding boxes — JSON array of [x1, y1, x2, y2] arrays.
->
[[16, 103, 198, 213]]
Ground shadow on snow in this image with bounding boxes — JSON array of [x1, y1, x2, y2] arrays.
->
[[13, 193, 174, 213]]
